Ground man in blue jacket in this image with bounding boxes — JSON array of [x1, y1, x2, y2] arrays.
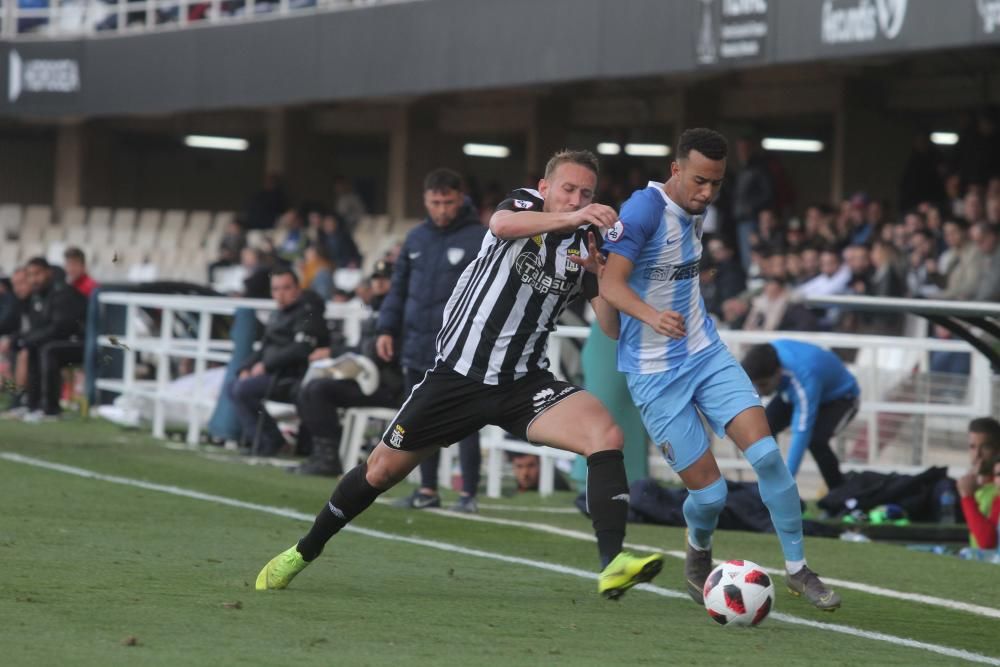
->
[[742, 340, 859, 492], [376, 168, 487, 512]]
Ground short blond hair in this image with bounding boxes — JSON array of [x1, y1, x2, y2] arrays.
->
[[544, 149, 599, 180]]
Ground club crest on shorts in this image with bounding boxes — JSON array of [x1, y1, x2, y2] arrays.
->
[[389, 424, 405, 448], [606, 220, 624, 242], [661, 441, 676, 466]]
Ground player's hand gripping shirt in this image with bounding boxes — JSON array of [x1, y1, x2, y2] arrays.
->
[[435, 188, 598, 384], [604, 181, 720, 374]]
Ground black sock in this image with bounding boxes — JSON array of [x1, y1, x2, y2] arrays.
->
[[297, 463, 383, 561], [586, 450, 629, 568]]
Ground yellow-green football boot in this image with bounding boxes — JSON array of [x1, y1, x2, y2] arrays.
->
[[598, 551, 665, 600], [255, 545, 309, 591]]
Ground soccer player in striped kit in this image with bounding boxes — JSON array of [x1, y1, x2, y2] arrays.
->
[[256, 150, 664, 599], [599, 128, 841, 611]]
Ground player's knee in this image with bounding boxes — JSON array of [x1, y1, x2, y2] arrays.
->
[[583, 421, 623, 456], [687, 476, 728, 513], [364, 455, 396, 489]]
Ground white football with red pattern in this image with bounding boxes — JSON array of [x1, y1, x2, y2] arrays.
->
[[703, 559, 774, 627]]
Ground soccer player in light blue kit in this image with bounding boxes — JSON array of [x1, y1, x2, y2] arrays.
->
[[599, 128, 841, 611], [741, 340, 861, 493]]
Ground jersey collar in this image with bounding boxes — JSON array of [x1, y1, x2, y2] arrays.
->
[[647, 181, 702, 224]]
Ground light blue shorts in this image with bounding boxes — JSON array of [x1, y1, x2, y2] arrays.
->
[[626, 343, 762, 473]]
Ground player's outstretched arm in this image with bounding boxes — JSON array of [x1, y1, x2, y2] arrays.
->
[[601, 254, 686, 339], [489, 204, 617, 241]]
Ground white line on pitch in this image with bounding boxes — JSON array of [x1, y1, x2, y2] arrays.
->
[[422, 508, 1000, 621], [374, 497, 580, 514], [2, 452, 998, 667]]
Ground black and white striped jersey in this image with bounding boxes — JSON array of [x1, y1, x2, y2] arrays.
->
[[435, 188, 599, 385]]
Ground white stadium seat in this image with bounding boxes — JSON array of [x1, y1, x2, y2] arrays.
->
[[111, 209, 137, 245], [0, 204, 22, 240]]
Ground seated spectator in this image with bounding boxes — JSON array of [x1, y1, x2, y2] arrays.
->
[[906, 229, 939, 297], [864, 239, 906, 333], [274, 208, 308, 263], [333, 176, 367, 234], [960, 454, 1000, 551], [0, 268, 32, 412], [208, 218, 247, 283], [300, 244, 334, 301], [937, 219, 981, 300], [796, 246, 851, 327], [843, 244, 873, 295], [241, 247, 273, 299], [703, 238, 745, 317], [294, 267, 403, 476], [63, 247, 98, 298], [227, 268, 329, 456], [958, 418, 1000, 550], [743, 277, 818, 332], [929, 326, 971, 377], [19, 257, 88, 421], [509, 452, 571, 493], [320, 213, 362, 269], [971, 222, 1000, 301]]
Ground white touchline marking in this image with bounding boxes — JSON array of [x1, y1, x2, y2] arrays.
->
[[2, 452, 998, 667], [374, 497, 580, 514], [424, 508, 1000, 621]]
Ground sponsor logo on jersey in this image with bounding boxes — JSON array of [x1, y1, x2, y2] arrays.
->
[[643, 259, 701, 282], [514, 251, 576, 295], [606, 220, 624, 242]]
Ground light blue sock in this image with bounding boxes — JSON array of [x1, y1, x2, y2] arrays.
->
[[683, 477, 728, 551], [745, 436, 805, 562]]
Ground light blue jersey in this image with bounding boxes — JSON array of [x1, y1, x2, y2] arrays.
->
[[604, 182, 720, 374]]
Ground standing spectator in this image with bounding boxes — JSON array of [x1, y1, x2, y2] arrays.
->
[[208, 219, 247, 283], [227, 269, 329, 456], [333, 176, 367, 234], [971, 222, 1000, 302], [245, 173, 288, 231], [731, 137, 774, 269], [19, 257, 88, 421], [376, 168, 487, 513], [63, 247, 98, 299]]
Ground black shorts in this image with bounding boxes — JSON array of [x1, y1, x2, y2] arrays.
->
[[382, 362, 582, 451]]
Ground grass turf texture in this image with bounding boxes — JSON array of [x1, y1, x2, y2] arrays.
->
[[1, 418, 998, 666]]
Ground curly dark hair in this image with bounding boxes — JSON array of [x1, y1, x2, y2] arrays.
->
[[677, 128, 728, 161]]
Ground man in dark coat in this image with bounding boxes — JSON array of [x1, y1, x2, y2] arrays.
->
[[375, 168, 487, 512]]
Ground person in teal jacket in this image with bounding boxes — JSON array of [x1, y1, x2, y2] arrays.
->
[[742, 340, 860, 491]]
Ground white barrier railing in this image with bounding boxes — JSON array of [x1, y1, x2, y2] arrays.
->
[[94, 291, 993, 486], [94, 291, 370, 443], [547, 327, 993, 481], [1, 0, 422, 39]]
